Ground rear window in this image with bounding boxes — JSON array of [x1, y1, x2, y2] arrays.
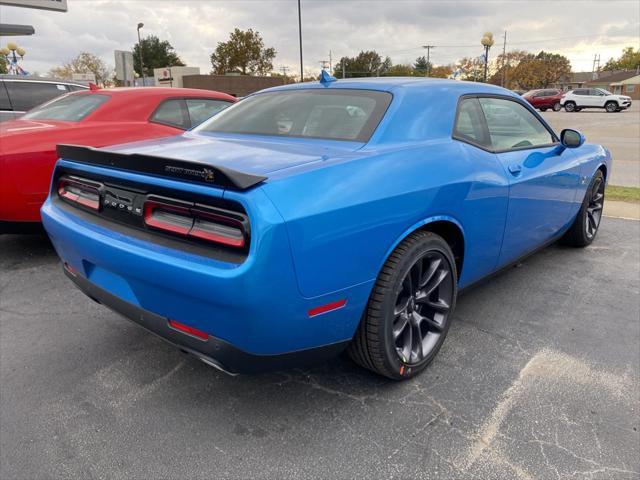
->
[[195, 89, 392, 142], [23, 93, 109, 121]]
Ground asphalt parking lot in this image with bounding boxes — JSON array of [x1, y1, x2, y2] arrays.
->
[[541, 103, 640, 188], [1, 216, 638, 480]]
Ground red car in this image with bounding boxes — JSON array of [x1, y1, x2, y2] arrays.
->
[[0, 87, 236, 232], [522, 89, 564, 112]]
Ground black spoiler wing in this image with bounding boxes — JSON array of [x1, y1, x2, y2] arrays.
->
[[56, 144, 267, 191]]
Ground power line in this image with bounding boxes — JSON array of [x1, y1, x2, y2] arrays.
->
[[422, 45, 434, 77]]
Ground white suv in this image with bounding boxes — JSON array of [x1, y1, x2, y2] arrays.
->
[[560, 88, 632, 113]]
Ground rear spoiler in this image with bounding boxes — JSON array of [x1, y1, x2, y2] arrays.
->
[[56, 144, 267, 191]]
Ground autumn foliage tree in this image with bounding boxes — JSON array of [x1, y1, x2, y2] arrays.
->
[[334, 51, 392, 78], [603, 47, 640, 72], [488, 50, 571, 89], [49, 52, 111, 86], [210, 29, 276, 76]]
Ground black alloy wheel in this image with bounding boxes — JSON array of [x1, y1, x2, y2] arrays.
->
[[348, 231, 457, 380], [393, 251, 453, 365], [585, 174, 604, 239]]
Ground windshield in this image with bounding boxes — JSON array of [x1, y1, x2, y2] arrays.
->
[[23, 93, 109, 121], [599, 89, 613, 95], [194, 89, 392, 142]]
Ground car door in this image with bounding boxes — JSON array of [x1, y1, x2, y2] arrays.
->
[[477, 96, 581, 266], [589, 88, 607, 107]]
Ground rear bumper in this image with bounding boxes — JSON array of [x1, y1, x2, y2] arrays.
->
[[64, 265, 348, 374]]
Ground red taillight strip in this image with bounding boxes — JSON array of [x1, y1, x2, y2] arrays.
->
[[58, 177, 101, 211], [143, 200, 192, 235], [308, 299, 347, 317], [168, 320, 209, 340]]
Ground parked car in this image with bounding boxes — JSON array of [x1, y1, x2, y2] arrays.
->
[[41, 78, 610, 380], [0, 75, 88, 122], [0, 87, 235, 232], [522, 89, 564, 111], [560, 88, 632, 112]]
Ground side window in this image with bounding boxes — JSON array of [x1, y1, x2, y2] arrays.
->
[[573, 89, 585, 96], [4, 81, 68, 111], [185, 99, 231, 127], [478, 97, 554, 151], [453, 97, 490, 149], [590, 89, 604, 96], [0, 82, 11, 110], [150, 99, 189, 129]]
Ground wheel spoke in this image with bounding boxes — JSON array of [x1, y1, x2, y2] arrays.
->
[[414, 310, 444, 333], [422, 269, 449, 298], [425, 298, 450, 312], [419, 257, 441, 288], [393, 313, 409, 339], [394, 295, 410, 316]]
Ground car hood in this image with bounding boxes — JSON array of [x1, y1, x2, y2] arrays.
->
[[99, 132, 365, 176]]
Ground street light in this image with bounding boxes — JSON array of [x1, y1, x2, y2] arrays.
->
[[137, 22, 145, 86], [481, 32, 494, 83], [2, 42, 27, 75]]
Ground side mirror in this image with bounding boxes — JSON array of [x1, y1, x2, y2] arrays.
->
[[560, 129, 585, 148]]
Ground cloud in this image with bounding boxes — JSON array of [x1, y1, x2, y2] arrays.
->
[[0, 0, 638, 77]]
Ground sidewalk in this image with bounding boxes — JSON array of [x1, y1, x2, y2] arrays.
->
[[604, 199, 640, 220]]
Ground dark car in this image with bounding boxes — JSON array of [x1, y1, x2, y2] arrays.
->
[[0, 75, 88, 122], [522, 89, 564, 112]]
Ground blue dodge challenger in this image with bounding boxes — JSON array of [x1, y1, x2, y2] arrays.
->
[[41, 76, 611, 379]]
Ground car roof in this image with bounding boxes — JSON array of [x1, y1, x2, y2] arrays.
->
[[258, 76, 514, 97], [71, 87, 235, 100], [0, 74, 88, 87]]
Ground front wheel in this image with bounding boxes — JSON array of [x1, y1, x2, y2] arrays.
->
[[564, 101, 576, 112], [562, 170, 605, 247], [605, 101, 618, 112], [552, 102, 562, 112], [347, 231, 457, 380]]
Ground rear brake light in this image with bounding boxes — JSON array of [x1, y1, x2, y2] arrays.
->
[[143, 198, 248, 248], [58, 177, 102, 211]]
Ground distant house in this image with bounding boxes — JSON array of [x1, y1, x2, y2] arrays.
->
[[553, 70, 634, 91], [585, 71, 639, 99]]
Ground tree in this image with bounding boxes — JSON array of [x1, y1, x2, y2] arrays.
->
[[49, 52, 111, 86], [508, 51, 571, 89], [488, 50, 529, 87], [430, 65, 453, 78], [383, 64, 415, 76], [209, 28, 276, 75], [413, 56, 432, 75], [603, 47, 640, 71], [133, 35, 184, 77], [333, 51, 392, 78], [0, 59, 7, 74]]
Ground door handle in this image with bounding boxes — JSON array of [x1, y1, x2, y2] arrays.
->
[[508, 164, 522, 175]]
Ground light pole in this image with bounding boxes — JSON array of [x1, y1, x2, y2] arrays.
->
[[297, 0, 304, 82], [137, 22, 145, 86], [481, 32, 494, 83]]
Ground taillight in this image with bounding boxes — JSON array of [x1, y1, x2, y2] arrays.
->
[[143, 197, 248, 249], [58, 176, 102, 211]]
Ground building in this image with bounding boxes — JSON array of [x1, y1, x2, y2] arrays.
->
[[553, 70, 631, 91], [153, 66, 200, 88], [609, 74, 640, 100], [182, 74, 291, 97], [585, 70, 639, 98]]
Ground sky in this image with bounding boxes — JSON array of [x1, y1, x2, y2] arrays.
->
[[1, 0, 639, 78]]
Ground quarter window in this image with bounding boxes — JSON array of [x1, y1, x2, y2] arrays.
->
[[151, 99, 189, 129], [478, 97, 554, 151], [453, 97, 491, 148]]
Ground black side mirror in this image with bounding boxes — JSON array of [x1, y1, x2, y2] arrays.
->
[[560, 129, 585, 148]]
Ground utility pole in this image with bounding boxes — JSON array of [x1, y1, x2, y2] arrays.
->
[[319, 60, 329, 71], [279, 66, 290, 77], [592, 53, 601, 79], [329, 50, 332, 74], [422, 45, 434, 77], [297, 0, 304, 82], [500, 33, 507, 86], [342, 61, 346, 79]]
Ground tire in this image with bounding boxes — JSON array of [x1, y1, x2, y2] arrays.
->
[[605, 101, 618, 113], [540, 107, 548, 112], [564, 101, 576, 112], [552, 102, 561, 112], [575, 108, 582, 112], [562, 170, 605, 247], [347, 231, 457, 380]]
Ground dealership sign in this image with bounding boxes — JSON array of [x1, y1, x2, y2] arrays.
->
[[0, 0, 67, 11]]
